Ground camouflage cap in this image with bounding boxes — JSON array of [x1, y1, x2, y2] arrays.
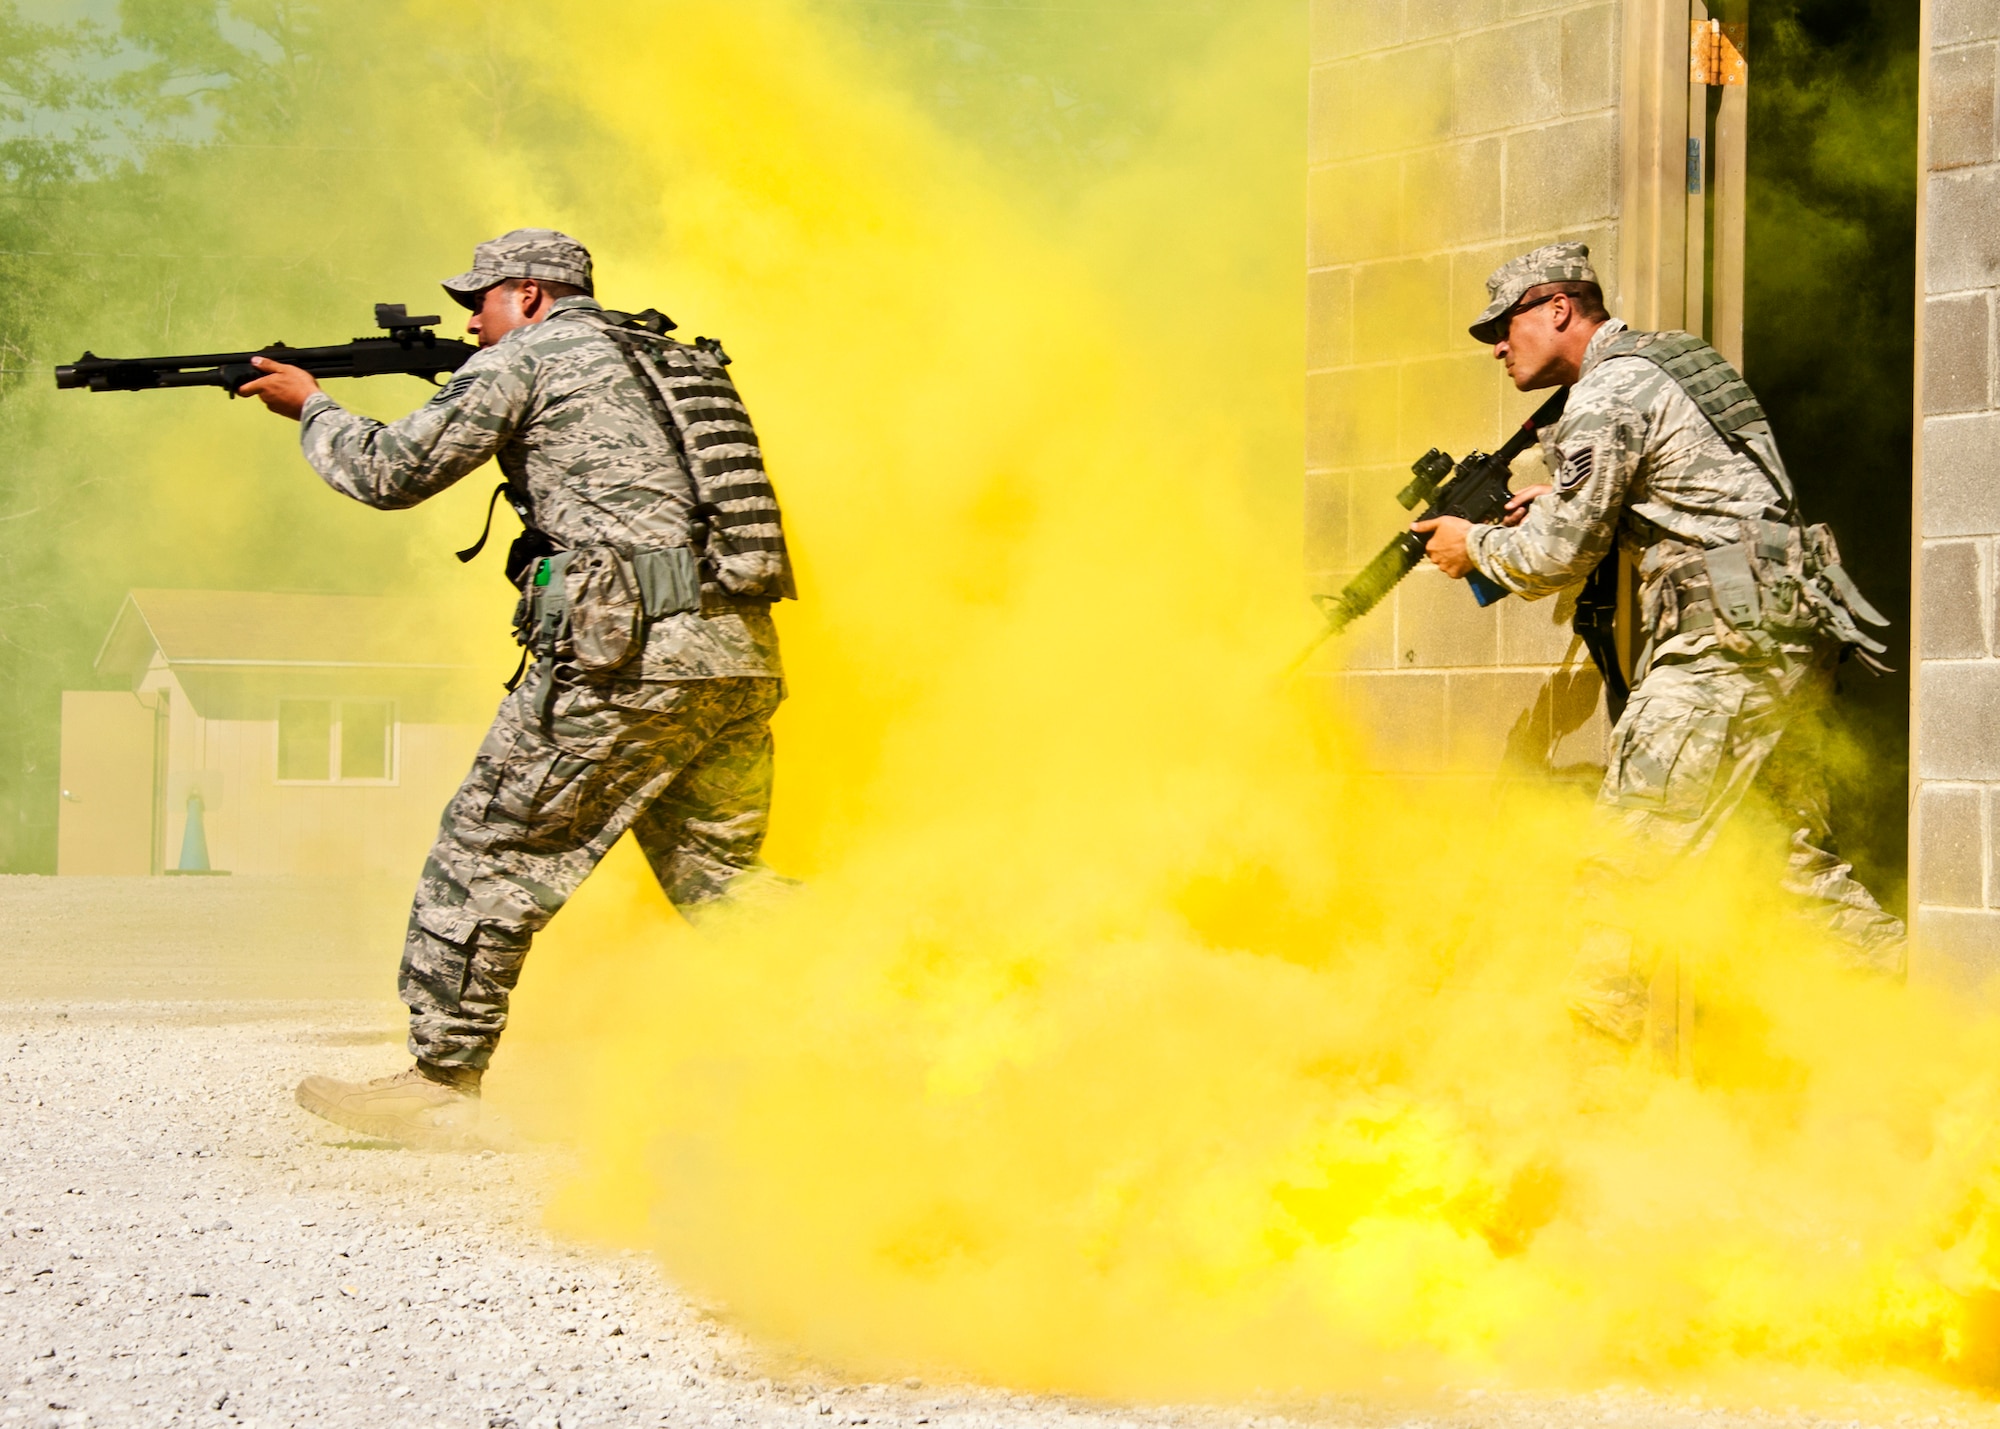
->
[[441, 228, 594, 308], [1468, 241, 1599, 343]]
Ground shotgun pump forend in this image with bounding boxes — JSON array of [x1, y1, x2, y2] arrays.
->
[[54, 304, 481, 396], [1310, 388, 1571, 640]]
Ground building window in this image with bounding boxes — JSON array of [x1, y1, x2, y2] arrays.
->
[[276, 700, 397, 784], [340, 701, 393, 781], [277, 700, 332, 781]]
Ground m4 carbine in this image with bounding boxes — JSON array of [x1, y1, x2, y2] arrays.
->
[[1287, 389, 1570, 675], [54, 305, 479, 396]]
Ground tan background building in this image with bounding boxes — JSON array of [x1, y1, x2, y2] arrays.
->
[[58, 590, 488, 881]]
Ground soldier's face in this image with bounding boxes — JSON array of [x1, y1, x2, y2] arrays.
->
[[465, 281, 539, 348], [1492, 295, 1569, 391]]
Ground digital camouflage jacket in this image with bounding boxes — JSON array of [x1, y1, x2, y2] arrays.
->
[[298, 295, 781, 681]]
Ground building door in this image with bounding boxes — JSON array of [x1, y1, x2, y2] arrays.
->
[[57, 691, 159, 875]]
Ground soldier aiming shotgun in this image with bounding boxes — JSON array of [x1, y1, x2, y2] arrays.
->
[[56, 305, 479, 395], [136, 228, 798, 1145]]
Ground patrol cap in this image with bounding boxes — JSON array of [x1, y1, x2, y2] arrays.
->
[[441, 228, 595, 309], [1468, 241, 1599, 343]]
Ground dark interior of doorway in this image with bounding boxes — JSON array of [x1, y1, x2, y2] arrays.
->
[[1745, 0, 1918, 912]]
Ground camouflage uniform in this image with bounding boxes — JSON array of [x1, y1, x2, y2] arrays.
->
[[299, 230, 792, 1069], [1463, 245, 1903, 1044]]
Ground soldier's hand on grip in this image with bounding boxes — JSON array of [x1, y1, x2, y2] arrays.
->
[[1410, 515, 1475, 579], [1503, 484, 1552, 526], [240, 355, 323, 421]]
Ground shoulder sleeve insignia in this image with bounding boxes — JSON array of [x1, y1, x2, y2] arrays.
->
[[1557, 446, 1594, 491]]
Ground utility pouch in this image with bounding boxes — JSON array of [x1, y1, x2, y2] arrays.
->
[[632, 547, 703, 620], [1702, 540, 1777, 660], [1800, 522, 1894, 669], [516, 551, 574, 658], [563, 548, 644, 674], [512, 552, 575, 724]]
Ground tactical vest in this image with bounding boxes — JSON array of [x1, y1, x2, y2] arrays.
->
[[1581, 327, 1890, 681], [453, 305, 800, 716], [1595, 328, 1794, 505], [586, 309, 798, 605], [455, 306, 798, 606]]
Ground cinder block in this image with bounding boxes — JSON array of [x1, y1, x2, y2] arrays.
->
[[1353, 255, 1455, 362], [1453, 18, 1562, 134], [1931, 42, 1998, 171], [1308, 64, 1344, 169], [1987, 791, 2000, 910], [1921, 539, 1987, 658], [1309, 158, 1403, 266], [1307, 268, 1355, 371], [1308, 367, 1403, 469], [1397, 351, 1507, 460], [1498, 581, 1582, 665], [1398, 563, 1503, 668], [1925, 292, 1993, 414], [1406, 0, 1502, 43], [1937, 0, 2000, 48], [1927, 167, 2000, 296], [1502, 116, 1620, 233], [1560, 4, 1617, 115], [1922, 413, 2000, 537], [1381, 43, 1459, 154], [1401, 138, 1504, 249], [1303, 468, 1352, 575], [1311, 0, 1406, 62], [1335, 672, 1450, 770], [1916, 783, 1986, 906], [1916, 662, 2000, 780], [1926, 538, 1990, 657], [1444, 669, 1551, 768], [1312, 46, 1457, 165], [1912, 907, 2000, 990]]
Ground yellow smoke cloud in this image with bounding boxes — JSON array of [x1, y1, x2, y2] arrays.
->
[[372, 0, 2000, 1410], [56, 0, 2000, 1410]]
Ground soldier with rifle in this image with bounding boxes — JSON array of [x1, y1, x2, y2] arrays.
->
[[1409, 242, 1903, 1048], [232, 229, 798, 1144]]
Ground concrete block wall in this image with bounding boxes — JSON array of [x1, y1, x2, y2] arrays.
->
[[1305, 0, 1621, 776], [1915, 0, 2000, 979]]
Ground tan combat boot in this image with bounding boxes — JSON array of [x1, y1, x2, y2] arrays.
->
[[294, 1063, 482, 1149]]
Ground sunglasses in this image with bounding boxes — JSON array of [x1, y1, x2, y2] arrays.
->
[[1495, 292, 1561, 341]]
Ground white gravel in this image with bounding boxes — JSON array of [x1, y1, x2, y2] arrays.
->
[[4, 879, 1999, 1428]]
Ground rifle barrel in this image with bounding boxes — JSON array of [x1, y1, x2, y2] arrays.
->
[[1287, 387, 1572, 678], [55, 333, 479, 394]]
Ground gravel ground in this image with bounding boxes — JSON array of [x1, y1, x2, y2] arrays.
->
[[5, 879, 2000, 1429]]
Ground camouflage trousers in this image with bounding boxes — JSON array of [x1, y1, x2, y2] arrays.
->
[[1568, 648, 1906, 1045], [402, 673, 784, 1068]]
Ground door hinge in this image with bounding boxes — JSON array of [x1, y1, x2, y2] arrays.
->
[[1690, 19, 1748, 86]]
